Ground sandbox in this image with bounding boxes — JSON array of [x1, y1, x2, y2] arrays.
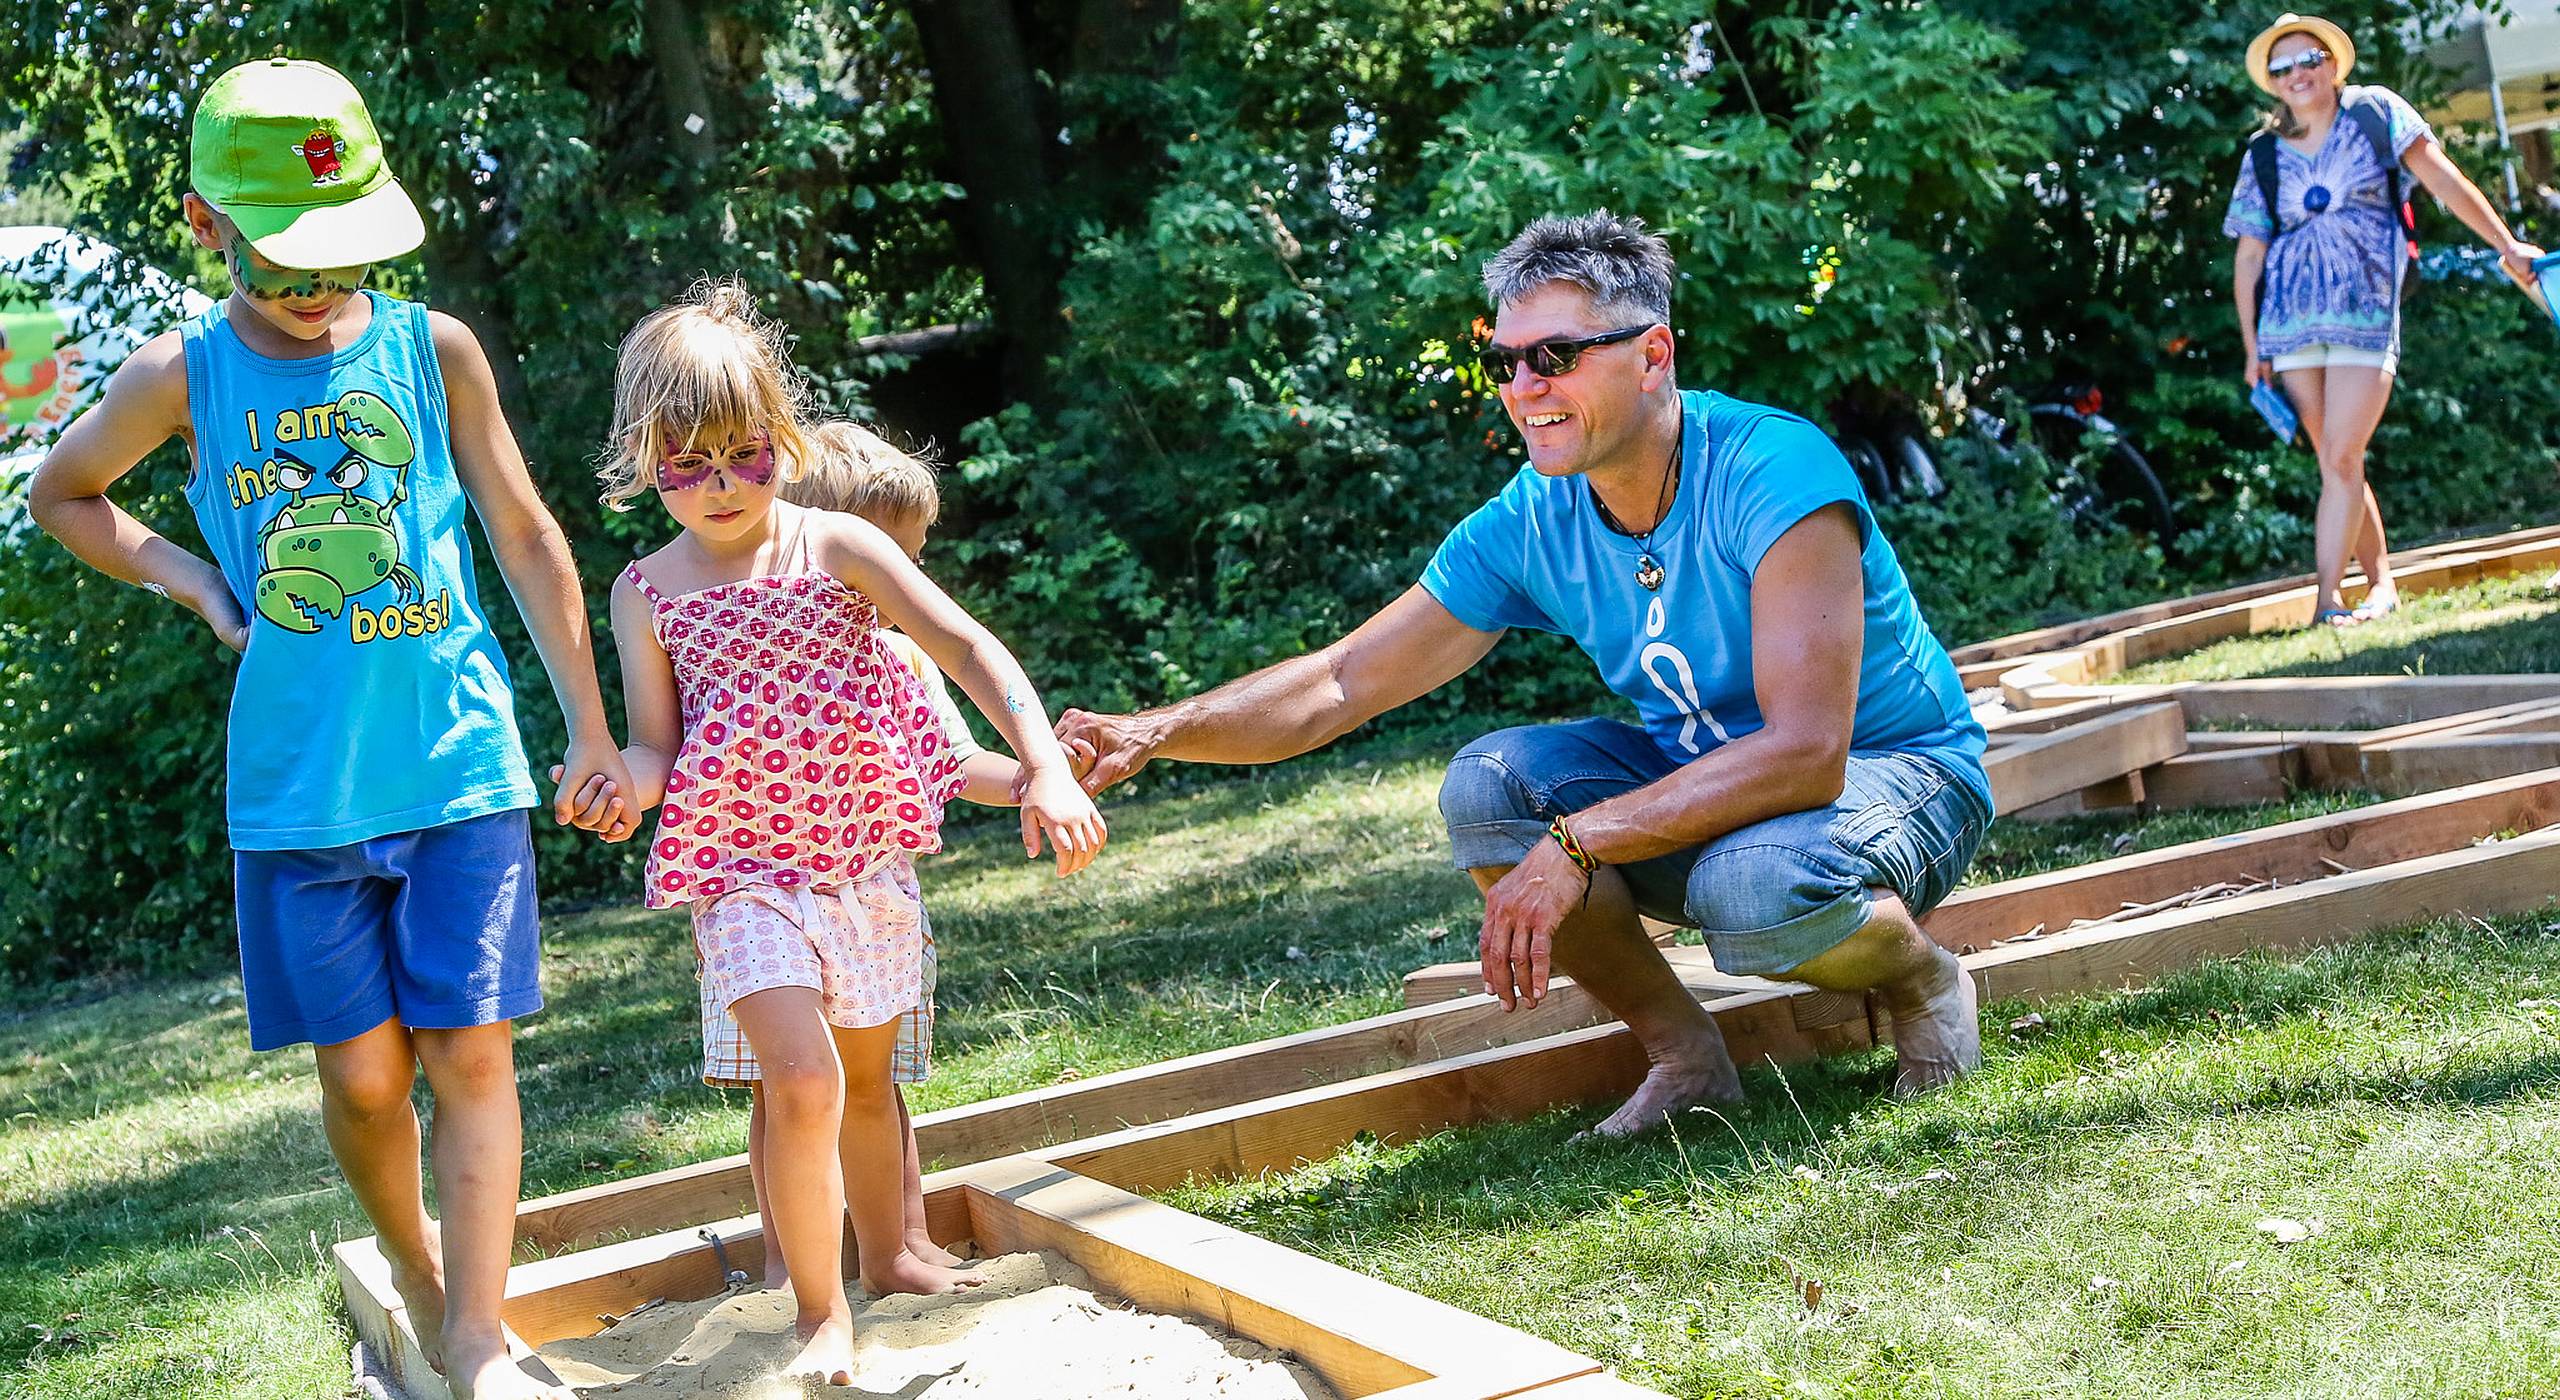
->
[[534, 1250, 1335, 1399]]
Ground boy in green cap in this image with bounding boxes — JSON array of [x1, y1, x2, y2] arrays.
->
[[29, 56, 631, 1400]]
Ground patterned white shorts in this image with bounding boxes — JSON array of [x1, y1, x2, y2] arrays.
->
[[702, 925, 935, 1087], [690, 868, 931, 1085]]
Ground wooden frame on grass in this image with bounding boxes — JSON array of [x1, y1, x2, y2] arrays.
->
[[341, 1155, 1645, 1400]]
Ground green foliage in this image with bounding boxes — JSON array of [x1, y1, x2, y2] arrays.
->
[[954, 0, 2046, 718], [5, 0, 2560, 983]]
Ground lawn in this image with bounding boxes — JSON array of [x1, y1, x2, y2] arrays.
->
[[2112, 570, 2560, 685], [3, 586, 2555, 1399]]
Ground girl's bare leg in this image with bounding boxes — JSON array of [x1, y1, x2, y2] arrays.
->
[[729, 987, 857, 1387], [833, 1020, 982, 1295]]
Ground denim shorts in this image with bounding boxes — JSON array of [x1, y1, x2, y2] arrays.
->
[[1438, 718, 1991, 976], [233, 807, 542, 1050]]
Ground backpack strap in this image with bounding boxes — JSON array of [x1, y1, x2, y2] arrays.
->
[[2248, 130, 2284, 240], [2343, 89, 2415, 238]]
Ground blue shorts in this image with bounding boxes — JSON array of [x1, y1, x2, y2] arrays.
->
[[234, 808, 543, 1051], [1438, 719, 1991, 976]]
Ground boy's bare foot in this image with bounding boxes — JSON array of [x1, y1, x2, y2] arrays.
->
[[442, 1322, 576, 1400], [386, 1252, 449, 1375], [1884, 947, 1981, 1097], [862, 1249, 987, 1297], [903, 1232, 970, 1270], [786, 1309, 859, 1388]]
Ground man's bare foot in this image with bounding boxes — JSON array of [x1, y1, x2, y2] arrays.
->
[[903, 1232, 971, 1270], [386, 1253, 448, 1375], [861, 1248, 988, 1297], [1883, 947, 1981, 1097], [442, 1322, 576, 1400], [786, 1310, 859, 1388], [1584, 1044, 1744, 1139]]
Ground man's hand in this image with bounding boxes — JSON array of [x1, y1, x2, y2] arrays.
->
[[1019, 763, 1109, 875], [1054, 709, 1157, 796], [551, 733, 641, 841], [1478, 838, 1590, 1011]]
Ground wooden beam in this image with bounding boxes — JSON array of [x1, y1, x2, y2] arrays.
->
[[960, 1157, 1602, 1398], [1985, 701, 2187, 814], [1947, 524, 2560, 666], [1923, 767, 2560, 951], [1055, 823, 2560, 1198], [2360, 735, 2560, 796], [2138, 745, 2305, 810], [515, 977, 1632, 1253], [362, 1159, 1607, 1400], [1969, 824, 2560, 1002]]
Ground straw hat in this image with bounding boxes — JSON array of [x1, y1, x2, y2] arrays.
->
[[2246, 13, 2356, 95]]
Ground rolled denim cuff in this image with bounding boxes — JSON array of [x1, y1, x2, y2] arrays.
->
[[1700, 884, 1877, 977], [1447, 815, 1550, 873]]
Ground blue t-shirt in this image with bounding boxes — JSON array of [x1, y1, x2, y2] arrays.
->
[[180, 291, 536, 850], [1421, 389, 1990, 810]]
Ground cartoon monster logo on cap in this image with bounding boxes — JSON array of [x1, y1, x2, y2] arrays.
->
[[294, 127, 346, 185]]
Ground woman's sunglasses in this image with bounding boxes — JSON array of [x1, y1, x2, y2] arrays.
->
[[655, 431, 776, 494], [2265, 48, 2330, 80], [1476, 324, 1656, 383]]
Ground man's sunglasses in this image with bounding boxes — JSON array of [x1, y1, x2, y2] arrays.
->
[[1476, 324, 1656, 383], [655, 431, 776, 494], [2265, 49, 2330, 80]]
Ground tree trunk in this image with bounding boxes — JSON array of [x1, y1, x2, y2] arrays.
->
[[906, 0, 1066, 399]]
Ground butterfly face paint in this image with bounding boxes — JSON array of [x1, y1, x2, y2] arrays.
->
[[655, 431, 776, 494], [223, 228, 369, 304]]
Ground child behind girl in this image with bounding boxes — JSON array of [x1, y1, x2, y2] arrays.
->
[[705, 420, 1029, 1287], [592, 280, 1106, 1385]]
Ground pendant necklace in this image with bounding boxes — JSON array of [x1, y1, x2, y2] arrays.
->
[[1597, 423, 1682, 592]]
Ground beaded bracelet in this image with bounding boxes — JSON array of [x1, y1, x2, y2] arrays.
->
[[1547, 816, 1598, 874]]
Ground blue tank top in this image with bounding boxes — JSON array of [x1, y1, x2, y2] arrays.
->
[[180, 292, 534, 850]]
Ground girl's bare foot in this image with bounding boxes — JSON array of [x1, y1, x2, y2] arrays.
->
[[903, 1232, 970, 1270], [386, 1254, 449, 1375], [862, 1248, 987, 1297], [442, 1322, 576, 1400], [786, 1309, 859, 1388]]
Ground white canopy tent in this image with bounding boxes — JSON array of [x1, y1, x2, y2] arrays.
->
[[2422, 2, 2560, 205]]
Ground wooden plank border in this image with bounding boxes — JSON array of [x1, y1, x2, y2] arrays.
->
[[342, 1157, 1634, 1400]]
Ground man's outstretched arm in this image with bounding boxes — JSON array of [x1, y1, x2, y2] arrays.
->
[[1058, 585, 1502, 793]]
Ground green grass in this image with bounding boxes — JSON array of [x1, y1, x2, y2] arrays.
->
[[2113, 571, 2560, 685], [1164, 915, 2560, 1399], [8, 571, 2559, 1398]]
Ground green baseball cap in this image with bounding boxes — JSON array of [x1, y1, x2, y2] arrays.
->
[[189, 57, 424, 269]]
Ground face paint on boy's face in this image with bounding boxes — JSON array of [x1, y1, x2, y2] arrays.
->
[[222, 230, 369, 304]]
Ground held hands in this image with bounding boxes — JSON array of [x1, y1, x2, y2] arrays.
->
[[1018, 762, 1108, 876], [549, 734, 643, 842], [1477, 837, 1592, 1011], [1053, 709, 1152, 796]]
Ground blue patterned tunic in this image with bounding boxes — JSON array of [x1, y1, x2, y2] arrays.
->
[[2222, 85, 2431, 359]]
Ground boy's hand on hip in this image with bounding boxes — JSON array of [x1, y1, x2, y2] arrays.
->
[[178, 576, 251, 653], [1020, 765, 1108, 876], [552, 736, 640, 841]]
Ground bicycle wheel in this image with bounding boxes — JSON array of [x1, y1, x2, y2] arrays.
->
[[2027, 406, 2175, 542]]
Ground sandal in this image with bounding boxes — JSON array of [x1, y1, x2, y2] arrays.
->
[[2351, 594, 2398, 623], [2314, 607, 2361, 629]]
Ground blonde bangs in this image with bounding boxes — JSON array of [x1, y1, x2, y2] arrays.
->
[[599, 278, 814, 510]]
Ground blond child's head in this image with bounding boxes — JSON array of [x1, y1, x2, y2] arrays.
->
[[786, 420, 941, 556], [599, 277, 816, 513]]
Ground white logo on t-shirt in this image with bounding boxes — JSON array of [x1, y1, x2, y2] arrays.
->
[[1638, 595, 1728, 755]]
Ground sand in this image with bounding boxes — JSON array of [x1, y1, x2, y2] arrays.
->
[[533, 1251, 1340, 1399]]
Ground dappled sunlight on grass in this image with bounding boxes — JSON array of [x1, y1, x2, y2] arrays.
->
[[2114, 572, 2560, 685], [1168, 916, 2560, 1398]]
